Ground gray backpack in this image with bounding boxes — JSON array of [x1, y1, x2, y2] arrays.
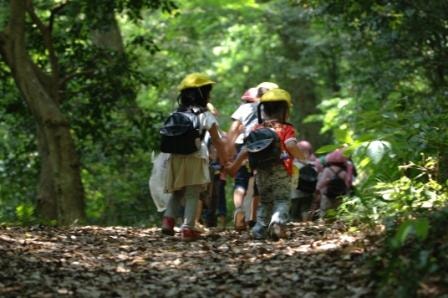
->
[[245, 127, 282, 169]]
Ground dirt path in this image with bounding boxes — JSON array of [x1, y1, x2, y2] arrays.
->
[[0, 223, 375, 297]]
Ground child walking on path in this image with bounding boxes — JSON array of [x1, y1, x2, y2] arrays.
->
[[202, 136, 228, 229], [226, 82, 278, 231], [161, 73, 227, 241], [226, 88, 305, 240], [290, 140, 318, 221], [315, 149, 354, 218]]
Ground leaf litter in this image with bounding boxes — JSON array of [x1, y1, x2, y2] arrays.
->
[[0, 221, 379, 297]]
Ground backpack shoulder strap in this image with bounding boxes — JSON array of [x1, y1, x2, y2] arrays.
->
[[178, 105, 207, 114], [328, 166, 345, 177]]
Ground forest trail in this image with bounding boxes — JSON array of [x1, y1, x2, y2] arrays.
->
[[0, 223, 377, 297]]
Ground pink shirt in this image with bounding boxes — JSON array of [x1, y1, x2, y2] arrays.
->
[[316, 165, 348, 194]]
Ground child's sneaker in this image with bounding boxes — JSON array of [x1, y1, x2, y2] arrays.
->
[[246, 220, 256, 228], [194, 221, 209, 233], [250, 223, 267, 240], [233, 208, 246, 231], [181, 227, 201, 241], [161, 216, 175, 236], [217, 215, 226, 231], [268, 223, 287, 241]]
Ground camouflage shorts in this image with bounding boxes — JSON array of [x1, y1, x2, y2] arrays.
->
[[255, 166, 291, 226]]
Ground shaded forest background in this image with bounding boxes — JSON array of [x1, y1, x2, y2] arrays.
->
[[0, 0, 447, 296]]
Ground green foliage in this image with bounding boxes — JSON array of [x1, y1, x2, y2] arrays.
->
[[391, 217, 429, 249], [0, 1, 8, 30], [0, 0, 175, 225], [371, 207, 448, 297], [0, 76, 38, 224], [300, 2, 448, 294], [83, 148, 157, 226], [15, 203, 35, 224]]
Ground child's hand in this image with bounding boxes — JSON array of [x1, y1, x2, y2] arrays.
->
[[225, 162, 238, 177]]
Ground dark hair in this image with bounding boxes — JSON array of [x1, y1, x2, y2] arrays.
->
[[178, 84, 212, 108], [257, 87, 268, 98], [260, 101, 289, 123]]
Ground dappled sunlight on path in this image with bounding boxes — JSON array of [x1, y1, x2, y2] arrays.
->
[[0, 222, 377, 297]]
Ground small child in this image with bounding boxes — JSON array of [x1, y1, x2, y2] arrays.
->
[[315, 149, 354, 218], [290, 140, 318, 221], [202, 136, 228, 229], [226, 88, 305, 240], [161, 73, 227, 241]]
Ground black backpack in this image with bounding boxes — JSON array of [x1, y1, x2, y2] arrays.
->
[[245, 127, 282, 169], [297, 163, 318, 193], [325, 167, 347, 199], [160, 108, 204, 155]]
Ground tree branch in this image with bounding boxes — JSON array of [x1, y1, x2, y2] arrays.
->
[[25, 0, 60, 87], [60, 69, 96, 87], [49, 1, 70, 32]]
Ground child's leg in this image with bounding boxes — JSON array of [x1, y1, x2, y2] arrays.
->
[[289, 198, 300, 221], [251, 173, 273, 239], [162, 190, 184, 235], [205, 175, 221, 227], [319, 194, 331, 218], [269, 168, 291, 226], [216, 178, 227, 229], [182, 185, 202, 228], [194, 197, 208, 232], [164, 190, 183, 219], [259, 167, 290, 240], [248, 178, 259, 226], [251, 200, 272, 239], [299, 193, 315, 221], [249, 195, 259, 224], [233, 164, 250, 230]]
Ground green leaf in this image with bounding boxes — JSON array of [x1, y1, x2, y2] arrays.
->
[[315, 144, 340, 154], [413, 218, 429, 241], [393, 218, 429, 248], [393, 221, 414, 247]]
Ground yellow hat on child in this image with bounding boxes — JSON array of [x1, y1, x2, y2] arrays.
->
[[260, 88, 292, 108], [178, 73, 216, 91]]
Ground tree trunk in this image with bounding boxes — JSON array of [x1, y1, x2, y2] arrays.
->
[[295, 87, 331, 149], [36, 126, 58, 221], [91, 13, 125, 53], [0, 1, 85, 224]]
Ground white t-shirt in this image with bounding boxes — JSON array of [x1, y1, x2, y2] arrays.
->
[[194, 110, 219, 159], [231, 102, 259, 144]]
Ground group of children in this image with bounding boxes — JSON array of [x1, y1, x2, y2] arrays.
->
[[157, 72, 354, 241]]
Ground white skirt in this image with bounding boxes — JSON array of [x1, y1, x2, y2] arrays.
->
[[165, 154, 210, 193]]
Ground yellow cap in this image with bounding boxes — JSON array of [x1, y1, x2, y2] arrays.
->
[[260, 88, 292, 108], [177, 73, 216, 91]]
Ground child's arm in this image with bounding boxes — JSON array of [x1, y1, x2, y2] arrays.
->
[[225, 148, 248, 177], [225, 120, 244, 159], [286, 141, 306, 162], [316, 168, 331, 191], [209, 123, 228, 165]]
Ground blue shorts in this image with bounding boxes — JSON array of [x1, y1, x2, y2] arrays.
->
[[234, 144, 250, 191], [233, 145, 259, 196]]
